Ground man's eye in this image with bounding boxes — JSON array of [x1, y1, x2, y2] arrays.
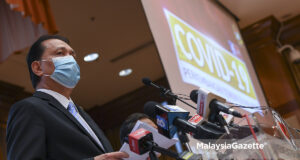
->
[[57, 52, 63, 55]]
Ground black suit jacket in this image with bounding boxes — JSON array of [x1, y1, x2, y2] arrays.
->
[[6, 91, 113, 160]]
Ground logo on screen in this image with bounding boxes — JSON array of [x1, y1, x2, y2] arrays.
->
[[163, 8, 259, 107]]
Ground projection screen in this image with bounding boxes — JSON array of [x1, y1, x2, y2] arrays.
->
[[141, 0, 267, 113]]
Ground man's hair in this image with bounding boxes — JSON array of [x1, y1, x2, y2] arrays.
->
[[26, 35, 69, 89], [119, 113, 151, 144]]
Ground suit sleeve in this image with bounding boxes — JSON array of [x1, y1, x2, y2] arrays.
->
[[6, 100, 46, 160], [83, 158, 94, 160]]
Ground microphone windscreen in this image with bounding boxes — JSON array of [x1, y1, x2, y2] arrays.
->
[[142, 78, 152, 86], [189, 90, 198, 103], [143, 101, 159, 118]]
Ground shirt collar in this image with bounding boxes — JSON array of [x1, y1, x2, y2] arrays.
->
[[37, 88, 72, 109]]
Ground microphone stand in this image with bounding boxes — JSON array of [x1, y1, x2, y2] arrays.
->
[[143, 78, 196, 110], [149, 150, 159, 160], [145, 141, 184, 160], [160, 88, 197, 110], [215, 114, 235, 159], [177, 129, 192, 152], [216, 114, 231, 135]]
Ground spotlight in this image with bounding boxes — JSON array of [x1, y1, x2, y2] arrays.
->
[[84, 53, 99, 62], [119, 68, 132, 77]]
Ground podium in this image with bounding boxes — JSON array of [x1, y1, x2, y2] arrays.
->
[[190, 108, 300, 159]]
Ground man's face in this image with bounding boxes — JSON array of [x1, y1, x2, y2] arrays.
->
[[39, 39, 77, 75]]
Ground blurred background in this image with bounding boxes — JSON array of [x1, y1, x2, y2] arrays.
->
[[1, 0, 300, 159]]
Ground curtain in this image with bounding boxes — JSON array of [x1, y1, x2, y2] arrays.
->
[[5, 0, 58, 34], [0, 0, 46, 63], [0, 0, 57, 63]]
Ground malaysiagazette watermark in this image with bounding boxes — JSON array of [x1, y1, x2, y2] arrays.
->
[[197, 142, 265, 150]]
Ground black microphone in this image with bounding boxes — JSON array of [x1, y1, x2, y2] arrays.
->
[[142, 78, 161, 89], [144, 101, 224, 139], [142, 78, 176, 97], [190, 89, 242, 123], [143, 101, 158, 118], [142, 78, 196, 110], [189, 90, 198, 103], [144, 101, 190, 138], [211, 100, 243, 118]]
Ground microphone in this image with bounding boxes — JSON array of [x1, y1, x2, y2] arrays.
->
[[142, 78, 196, 110], [188, 114, 204, 125], [144, 101, 225, 139], [142, 78, 172, 95], [190, 89, 242, 123], [128, 128, 153, 155], [142, 78, 161, 89], [126, 128, 183, 159], [144, 101, 190, 139]]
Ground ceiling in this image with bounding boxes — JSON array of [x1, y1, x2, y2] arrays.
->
[[1, 0, 299, 109]]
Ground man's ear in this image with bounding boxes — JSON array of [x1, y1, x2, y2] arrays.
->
[[31, 61, 43, 77]]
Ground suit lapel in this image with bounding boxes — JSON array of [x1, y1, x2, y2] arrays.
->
[[33, 91, 105, 152], [77, 106, 113, 152]]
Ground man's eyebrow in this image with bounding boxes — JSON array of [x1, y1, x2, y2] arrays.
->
[[55, 46, 76, 54], [54, 46, 67, 51]]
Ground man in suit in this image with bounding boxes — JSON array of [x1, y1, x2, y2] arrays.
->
[[6, 35, 129, 160]]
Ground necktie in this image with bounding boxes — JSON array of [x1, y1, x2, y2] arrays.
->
[[67, 102, 105, 151]]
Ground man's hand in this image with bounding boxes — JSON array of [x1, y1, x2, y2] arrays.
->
[[94, 152, 129, 160]]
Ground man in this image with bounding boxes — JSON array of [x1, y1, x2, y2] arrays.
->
[[119, 113, 162, 160], [6, 35, 129, 160], [119, 113, 158, 144]]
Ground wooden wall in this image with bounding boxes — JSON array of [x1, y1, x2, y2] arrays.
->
[[0, 80, 32, 160], [241, 15, 300, 127]]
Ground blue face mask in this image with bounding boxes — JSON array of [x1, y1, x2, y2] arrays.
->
[[42, 56, 80, 88]]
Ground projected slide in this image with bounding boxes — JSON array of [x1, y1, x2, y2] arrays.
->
[[164, 9, 258, 106], [141, 0, 267, 110]]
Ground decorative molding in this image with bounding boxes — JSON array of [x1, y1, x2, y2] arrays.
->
[[242, 16, 280, 51], [280, 15, 300, 46]]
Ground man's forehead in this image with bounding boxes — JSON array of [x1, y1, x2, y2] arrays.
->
[[42, 39, 72, 50]]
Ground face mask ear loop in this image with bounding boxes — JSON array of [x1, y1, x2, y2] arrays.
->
[[39, 59, 53, 77]]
